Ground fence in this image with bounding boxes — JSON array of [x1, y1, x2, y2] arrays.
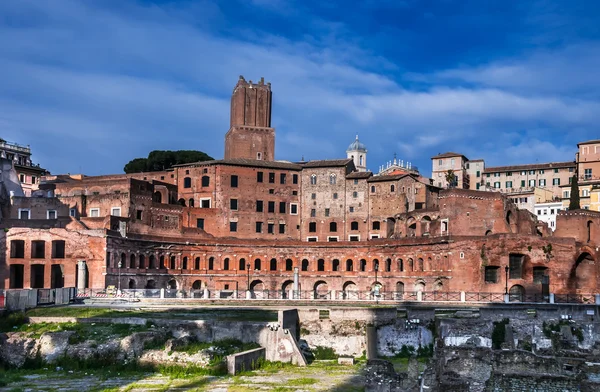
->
[[70, 288, 600, 305], [4, 288, 75, 311]]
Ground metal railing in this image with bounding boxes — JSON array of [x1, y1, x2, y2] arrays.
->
[[57, 288, 600, 305]]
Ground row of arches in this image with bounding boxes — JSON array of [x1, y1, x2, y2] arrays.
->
[[109, 252, 451, 273]]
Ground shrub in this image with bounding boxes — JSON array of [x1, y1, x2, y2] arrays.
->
[[312, 346, 338, 360]]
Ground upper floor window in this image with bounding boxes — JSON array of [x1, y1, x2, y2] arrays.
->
[[257, 172, 264, 183], [310, 175, 317, 185], [269, 172, 275, 183], [201, 176, 210, 187], [231, 175, 238, 187], [438, 159, 442, 166], [371, 185, 375, 193], [280, 173, 286, 184], [330, 174, 337, 185], [293, 174, 298, 184], [183, 177, 192, 188], [585, 168, 592, 180]]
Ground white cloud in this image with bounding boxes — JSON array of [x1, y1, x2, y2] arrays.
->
[[0, 0, 598, 176]]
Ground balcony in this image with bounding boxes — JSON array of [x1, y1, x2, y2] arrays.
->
[[0, 140, 31, 154]]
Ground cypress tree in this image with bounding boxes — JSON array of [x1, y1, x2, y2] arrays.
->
[[569, 174, 580, 210]]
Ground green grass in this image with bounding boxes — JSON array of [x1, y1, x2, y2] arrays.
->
[[312, 346, 338, 360], [25, 307, 278, 322], [173, 338, 259, 356], [286, 377, 317, 386]]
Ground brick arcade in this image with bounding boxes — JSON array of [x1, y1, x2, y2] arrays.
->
[[1, 76, 599, 299]]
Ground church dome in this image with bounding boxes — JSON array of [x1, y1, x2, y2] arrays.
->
[[347, 135, 367, 152]]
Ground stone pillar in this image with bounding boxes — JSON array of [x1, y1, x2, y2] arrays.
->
[[289, 289, 293, 299], [504, 294, 510, 303], [417, 291, 423, 302], [460, 291, 466, 302], [77, 261, 87, 291], [246, 290, 252, 299], [160, 288, 165, 299], [595, 294, 600, 305], [293, 267, 299, 291], [204, 288, 209, 299], [550, 293, 555, 304], [366, 326, 378, 360], [331, 290, 337, 300]]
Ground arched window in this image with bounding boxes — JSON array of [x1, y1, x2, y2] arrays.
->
[[208, 257, 214, 270], [223, 258, 230, 270], [302, 259, 309, 271], [330, 174, 337, 185], [360, 259, 367, 272], [194, 257, 200, 270], [138, 254, 145, 269], [330, 222, 337, 232], [373, 259, 380, 271], [183, 177, 192, 188], [346, 259, 353, 271], [285, 259, 293, 271], [149, 255, 156, 269], [310, 174, 317, 185], [385, 258, 391, 272], [371, 185, 375, 193], [129, 254, 135, 269], [418, 258, 424, 271], [332, 259, 340, 271], [201, 176, 210, 187], [188, 198, 194, 207], [398, 258, 403, 272], [270, 258, 277, 271], [182, 256, 188, 270], [239, 258, 246, 270], [391, 185, 395, 192], [254, 258, 262, 270], [178, 198, 186, 206], [170, 256, 176, 269], [120, 253, 126, 268], [360, 155, 363, 166], [318, 259, 325, 271], [159, 255, 165, 269]]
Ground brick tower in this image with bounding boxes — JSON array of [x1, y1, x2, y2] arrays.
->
[[224, 76, 275, 161]]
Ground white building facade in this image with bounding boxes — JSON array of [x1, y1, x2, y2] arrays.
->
[[534, 201, 563, 231]]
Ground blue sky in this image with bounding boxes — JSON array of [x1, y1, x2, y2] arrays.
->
[[1, 0, 600, 176]]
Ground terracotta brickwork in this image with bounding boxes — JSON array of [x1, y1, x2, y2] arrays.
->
[[3, 77, 600, 297]]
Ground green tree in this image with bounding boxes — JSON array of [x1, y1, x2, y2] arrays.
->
[[569, 174, 580, 210], [445, 169, 457, 188], [123, 150, 214, 173]]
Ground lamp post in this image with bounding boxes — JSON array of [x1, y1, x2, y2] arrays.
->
[[374, 262, 379, 303], [117, 261, 122, 295], [246, 263, 251, 291], [504, 266, 509, 295]]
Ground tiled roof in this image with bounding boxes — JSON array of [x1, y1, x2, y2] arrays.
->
[[484, 161, 575, 173], [368, 173, 414, 183], [300, 159, 353, 168], [431, 152, 467, 159], [578, 140, 600, 146], [346, 171, 372, 179]]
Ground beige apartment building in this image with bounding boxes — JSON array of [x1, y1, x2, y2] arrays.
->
[[431, 152, 470, 189], [558, 140, 600, 212], [482, 161, 575, 199]]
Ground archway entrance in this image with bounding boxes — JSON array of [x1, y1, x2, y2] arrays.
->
[[509, 285, 525, 302], [570, 252, 596, 291], [314, 281, 329, 299], [343, 281, 358, 300]]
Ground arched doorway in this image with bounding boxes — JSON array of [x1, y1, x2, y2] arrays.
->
[[570, 252, 596, 291], [414, 281, 425, 292], [386, 217, 396, 238], [509, 285, 525, 302], [145, 279, 156, 289], [281, 280, 294, 299], [192, 280, 203, 290], [395, 282, 404, 300], [342, 281, 358, 300], [167, 279, 177, 289], [250, 280, 265, 299], [128, 279, 136, 289], [314, 281, 329, 299]]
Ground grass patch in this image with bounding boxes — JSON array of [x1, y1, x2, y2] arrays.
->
[[0, 312, 27, 333], [0, 369, 25, 387], [13, 321, 152, 343], [286, 377, 317, 386], [25, 307, 278, 322]]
